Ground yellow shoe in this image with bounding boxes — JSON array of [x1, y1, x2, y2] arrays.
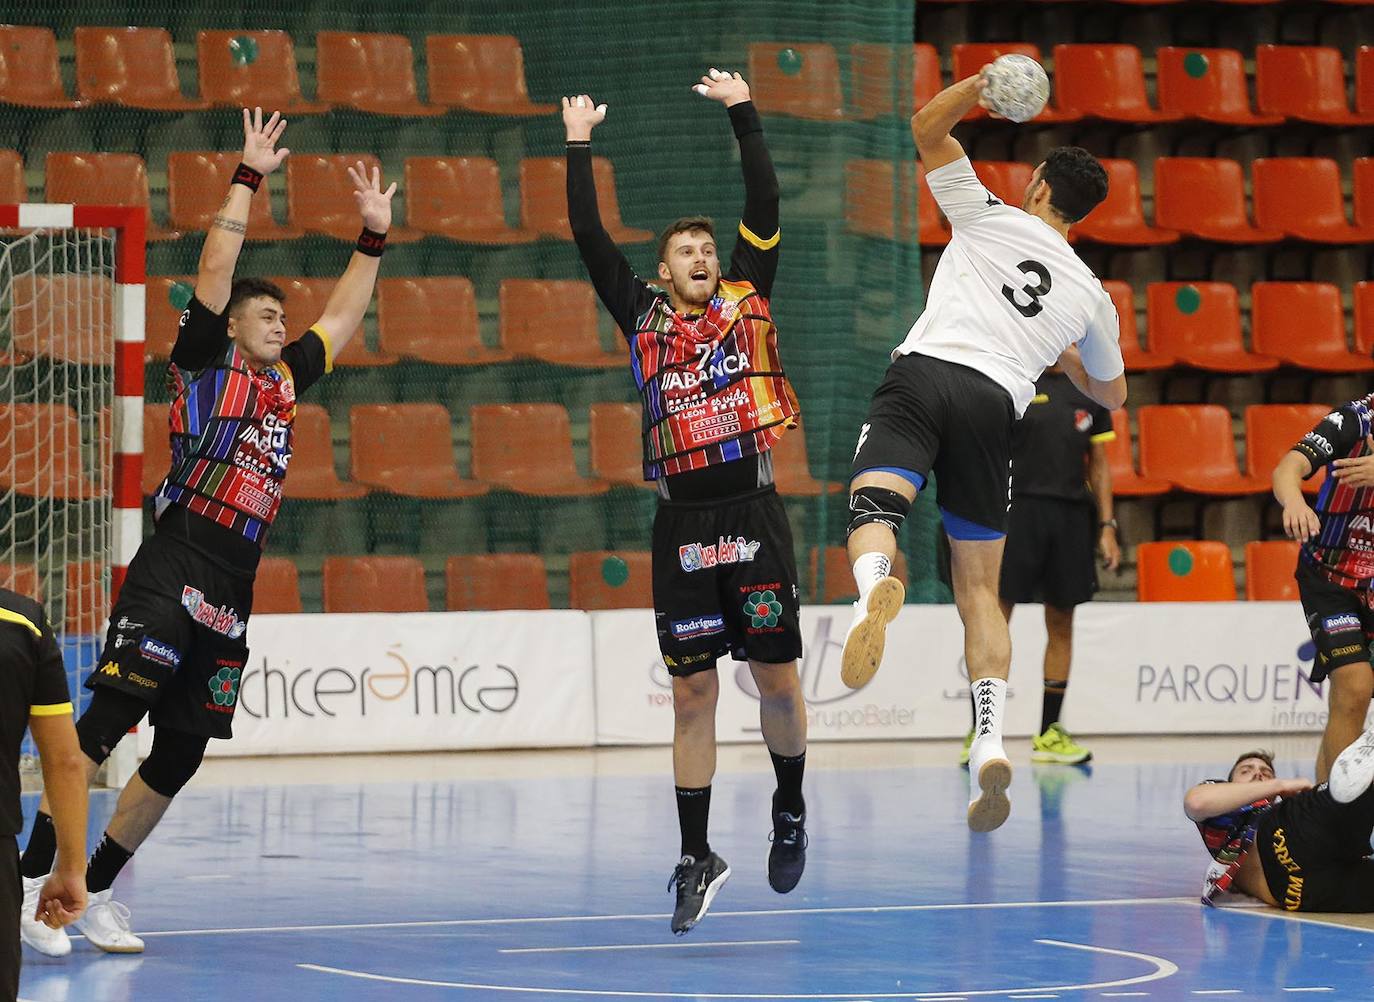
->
[[958, 729, 973, 767], [1030, 722, 1092, 765]]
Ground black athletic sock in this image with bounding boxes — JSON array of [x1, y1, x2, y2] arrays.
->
[[1041, 680, 1068, 734], [675, 786, 711, 859], [20, 812, 57, 879], [770, 751, 806, 816], [86, 833, 134, 894]]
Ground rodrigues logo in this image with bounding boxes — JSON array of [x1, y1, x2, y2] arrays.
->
[[182, 586, 247, 639], [139, 637, 181, 668], [671, 615, 725, 640]]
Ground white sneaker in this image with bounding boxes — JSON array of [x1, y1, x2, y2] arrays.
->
[[19, 875, 71, 957], [74, 889, 144, 953], [840, 576, 905, 689], [967, 739, 1012, 833], [1330, 728, 1374, 804]]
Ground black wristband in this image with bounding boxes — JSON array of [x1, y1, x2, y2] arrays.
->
[[232, 162, 263, 192], [356, 227, 386, 257]]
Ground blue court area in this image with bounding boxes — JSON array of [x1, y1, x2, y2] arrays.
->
[[16, 752, 1374, 1000]]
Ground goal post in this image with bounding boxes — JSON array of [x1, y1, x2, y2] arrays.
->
[[1, 203, 145, 788]]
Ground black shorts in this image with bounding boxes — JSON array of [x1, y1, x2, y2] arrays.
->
[[850, 352, 1015, 535], [1255, 784, 1374, 912], [1, 836, 16, 1002], [85, 530, 253, 740], [1000, 496, 1098, 608], [1296, 560, 1374, 684], [652, 486, 803, 676]]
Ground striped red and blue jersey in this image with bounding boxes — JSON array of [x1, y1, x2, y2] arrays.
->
[[1195, 780, 1277, 905], [1292, 393, 1374, 589]]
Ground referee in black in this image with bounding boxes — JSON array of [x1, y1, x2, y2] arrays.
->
[[981, 367, 1120, 766], [2, 588, 87, 996]]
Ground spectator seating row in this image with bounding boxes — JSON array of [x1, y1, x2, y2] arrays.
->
[[848, 156, 1374, 247], [0, 561, 107, 634], [0, 27, 551, 117], [1136, 539, 1304, 603], [0, 150, 649, 245]]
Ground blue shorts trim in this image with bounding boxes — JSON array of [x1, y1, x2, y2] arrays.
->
[[940, 507, 1005, 541], [854, 466, 927, 492]]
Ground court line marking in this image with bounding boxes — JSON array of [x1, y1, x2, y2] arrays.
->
[[298, 936, 1180, 999], [498, 939, 799, 954], [1282, 990, 1335, 994], [1193, 992, 1241, 996], [1221, 906, 1374, 938], [75, 895, 1195, 939]]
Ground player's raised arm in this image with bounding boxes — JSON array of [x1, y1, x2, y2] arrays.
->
[[311, 162, 394, 356], [194, 107, 289, 314], [912, 71, 990, 173], [693, 69, 780, 299]]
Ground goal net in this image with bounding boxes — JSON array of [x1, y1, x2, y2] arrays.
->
[[0, 206, 145, 788]]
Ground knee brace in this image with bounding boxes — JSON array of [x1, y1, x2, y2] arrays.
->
[[137, 727, 208, 798], [76, 687, 148, 765], [847, 486, 912, 538]]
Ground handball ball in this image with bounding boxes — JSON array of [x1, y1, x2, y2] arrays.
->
[[982, 54, 1049, 123]]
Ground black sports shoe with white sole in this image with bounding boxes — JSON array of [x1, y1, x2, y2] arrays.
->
[[767, 802, 807, 894], [668, 852, 731, 935]]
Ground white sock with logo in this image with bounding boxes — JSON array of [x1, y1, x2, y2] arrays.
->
[[968, 677, 1009, 762], [852, 552, 891, 604]]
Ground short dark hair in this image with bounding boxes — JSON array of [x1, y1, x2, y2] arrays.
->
[[227, 277, 286, 317], [1039, 147, 1109, 223], [1227, 749, 1275, 781], [657, 216, 716, 264]]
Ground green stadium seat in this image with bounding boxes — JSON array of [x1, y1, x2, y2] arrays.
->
[[167, 151, 301, 240], [747, 43, 843, 121], [470, 403, 610, 496], [1136, 542, 1236, 602], [446, 555, 551, 610], [0, 26, 83, 108], [74, 27, 208, 110], [349, 404, 488, 499], [377, 277, 510, 365], [404, 156, 535, 244], [519, 156, 651, 243], [425, 35, 554, 115], [568, 551, 652, 609], [499, 279, 621, 367], [315, 32, 442, 117], [197, 30, 329, 114], [45, 152, 179, 241], [322, 556, 429, 613]]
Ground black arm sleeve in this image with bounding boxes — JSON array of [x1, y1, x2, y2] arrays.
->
[[567, 142, 657, 340], [279, 328, 331, 397], [1292, 407, 1361, 478], [723, 101, 780, 299], [169, 295, 230, 371]]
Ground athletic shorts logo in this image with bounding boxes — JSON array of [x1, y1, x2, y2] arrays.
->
[[1323, 613, 1362, 634], [1074, 409, 1093, 433], [679, 536, 762, 573], [98, 661, 121, 678], [138, 637, 181, 668], [1328, 412, 1344, 430], [208, 663, 242, 708], [743, 589, 783, 629], [854, 423, 871, 460], [670, 615, 726, 640], [181, 586, 247, 639]]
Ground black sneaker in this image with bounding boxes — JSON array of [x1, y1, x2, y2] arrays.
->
[[667, 852, 730, 936], [767, 799, 807, 894]]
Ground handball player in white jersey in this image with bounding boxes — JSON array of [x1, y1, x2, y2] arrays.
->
[[841, 67, 1127, 832]]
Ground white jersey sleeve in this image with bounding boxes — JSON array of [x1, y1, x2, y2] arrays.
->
[[925, 156, 1001, 226], [1077, 292, 1126, 381]]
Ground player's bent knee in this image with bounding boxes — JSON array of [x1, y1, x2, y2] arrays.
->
[[671, 672, 718, 716], [847, 486, 913, 539], [137, 727, 209, 798], [76, 687, 149, 766]]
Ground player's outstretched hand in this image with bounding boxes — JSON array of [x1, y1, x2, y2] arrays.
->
[[37, 866, 86, 929], [1331, 435, 1374, 488], [348, 162, 396, 234], [693, 68, 751, 108], [562, 95, 607, 142], [974, 64, 997, 117], [1281, 501, 1321, 542], [241, 106, 289, 175]]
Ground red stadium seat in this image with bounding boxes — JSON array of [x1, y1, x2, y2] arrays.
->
[[1154, 158, 1282, 243], [1255, 45, 1371, 125], [499, 279, 621, 366], [1253, 158, 1374, 243], [376, 277, 510, 365], [270, 277, 396, 367], [286, 154, 422, 242], [0, 151, 23, 203], [950, 43, 1079, 122], [1145, 282, 1277, 373], [323, 556, 429, 613], [315, 32, 442, 116], [1245, 541, 1300, 602], [809, 547, 909, 604], [1053, 44, 1180, 123], [844, 160, 947, 246], [9, 274, 113, 365], [0, 27, 82, 108], [446, 555, 551, 610], [425, 35, 554, 115], [1358, 46, 1374, 119], [74, 27, 207, 110], [349, 404, 487, 499], [197, 30, 328, 114], [1156, 47, 1282, 124], [45, 152, 178, 241], [1244, 404, 1331, 497], [1073, 159, 1178, 246], [589, 402, 652, 489], [1136, 542, 1236, 602], [973, 161, 1033, 208], [1137, 404, 1265, 495], [254, 557, 303, 614], [64, 562, 109, 635], [1350, 156, 1374, 230], [519, 156, 651, 243], [144, 276, 194, 361], [1357, 281, 1374, 356], [0, 405, 100, 499], [283, 404, 367, 501], [0, 565, 41, 603], [772, 425, 842, 497], [404, 156, 535, 244], [470, 404, 609, 496], [1250, 283, 1374, 373], [1105, 409, 1171, 497], [143, 402, 170, 497], [747, 43, 844, 121], [850, 43, 942, 118], [1102, 280, 1173, 372], [568, 551, 653, 610], [167, 152, 301, 240]]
